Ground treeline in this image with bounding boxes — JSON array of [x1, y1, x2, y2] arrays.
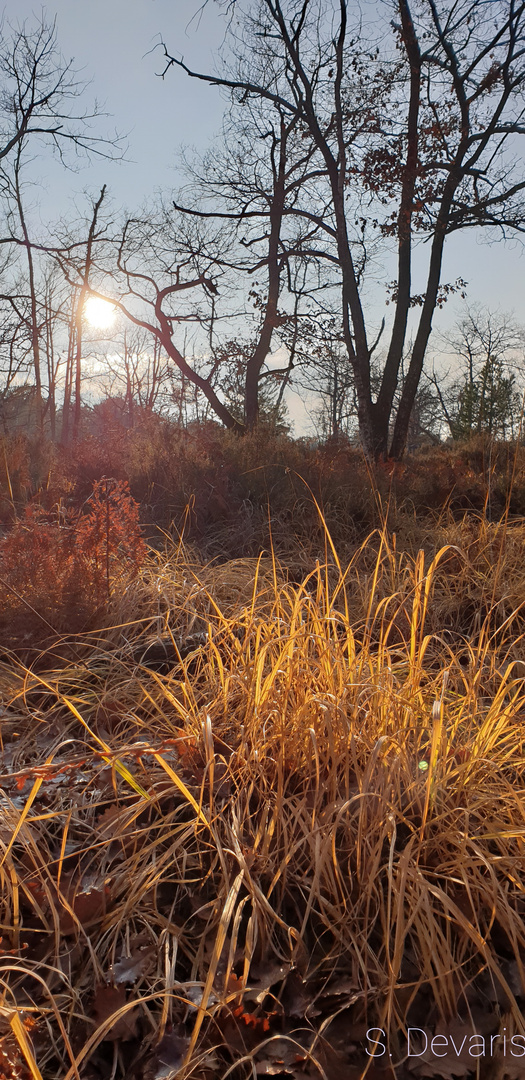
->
[[0, 3, 524, 459]]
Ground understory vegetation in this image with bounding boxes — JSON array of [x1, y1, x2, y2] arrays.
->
[[0, 432, 525, 1079]]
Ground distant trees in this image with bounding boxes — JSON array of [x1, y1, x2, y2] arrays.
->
[[107, 331, 171, 424], [210, 337, 291, 430], [162, 0, 525, 458], [291, 315, 356, 441], [433, 309, 525, 440]]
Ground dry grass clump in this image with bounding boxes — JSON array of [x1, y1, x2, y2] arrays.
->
[[0, 516, 524, 1078]]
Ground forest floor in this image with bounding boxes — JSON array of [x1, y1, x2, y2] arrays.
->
[[0, 508, 525, 1080]]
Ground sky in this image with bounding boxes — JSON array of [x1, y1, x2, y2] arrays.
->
[[1, 0, 524, 433], [2, 0, 229, 215]]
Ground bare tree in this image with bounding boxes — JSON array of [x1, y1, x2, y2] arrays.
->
[[58, 207, 245, 432], [162, 0, 525, 459], [174, 65, 328, 429], [0, 16, 124, 431], [0, 17, 123, 165], [0, 287, 34, 426]]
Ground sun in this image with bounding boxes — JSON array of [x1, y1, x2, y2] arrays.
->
[[84, 296, 116, 330]]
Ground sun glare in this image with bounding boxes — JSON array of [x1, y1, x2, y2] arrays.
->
[[84, 296, 116, 330]]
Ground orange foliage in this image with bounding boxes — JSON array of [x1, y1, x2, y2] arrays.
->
[[0, 478, 146, 640]]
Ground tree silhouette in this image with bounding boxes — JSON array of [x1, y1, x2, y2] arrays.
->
[[162, 0, 525, 459]]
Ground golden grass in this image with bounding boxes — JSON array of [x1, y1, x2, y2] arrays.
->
[[0, 513, 525, 1077]]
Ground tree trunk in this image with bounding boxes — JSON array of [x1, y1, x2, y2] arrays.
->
[[371, 0, 422, 461], [72, 291, 83, 441], [388, 225, 447, 459], [245, 117, 288, 431], [389, 163, 463, 459], [15, 150, 43, 432], [72, 186, 107, 442], [45, 290, 56, 440], [61, 302, 76, 445]]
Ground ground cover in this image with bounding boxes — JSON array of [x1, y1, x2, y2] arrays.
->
[[0, 512, 524, 1079]]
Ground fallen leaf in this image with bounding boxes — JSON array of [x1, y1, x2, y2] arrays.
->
[[142, 1029, 190, 1080], [254, 1036, 309, 1076], [60, 883, 111, 934], [244, 960, 291, 1004], [280, 971, 311, 1018], [255, 1060, 295, 1076], [96, 804, 125, 832], [112, 943, 156, 985], [93, 984, 138, 1042]]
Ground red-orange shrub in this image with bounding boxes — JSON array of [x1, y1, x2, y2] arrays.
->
[[0, 479, 147, 643], [74, 478, 147, 603]]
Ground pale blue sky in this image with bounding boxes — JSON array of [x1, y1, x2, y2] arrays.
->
[[1, 0, 229, 215]]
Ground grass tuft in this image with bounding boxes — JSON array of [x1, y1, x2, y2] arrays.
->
[[0, 509, 524, 1076]]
